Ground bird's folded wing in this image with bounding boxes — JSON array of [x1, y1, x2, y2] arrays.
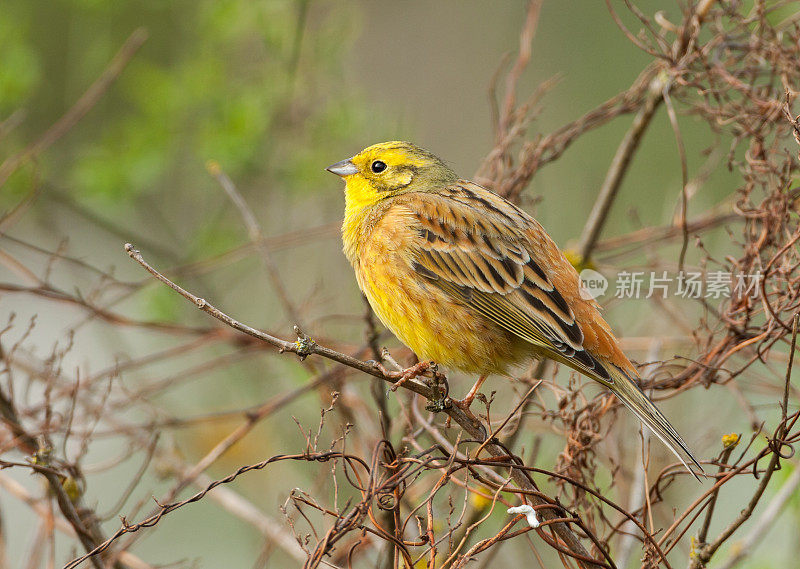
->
[[406, 183, 612, 383], [403, 183, 704, 475]]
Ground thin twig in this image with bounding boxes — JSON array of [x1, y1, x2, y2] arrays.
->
[[207, 161, 306, 328], [577, 75, 666, 262]]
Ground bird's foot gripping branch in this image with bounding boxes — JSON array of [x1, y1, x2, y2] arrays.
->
[[370, 357, 451, 410]]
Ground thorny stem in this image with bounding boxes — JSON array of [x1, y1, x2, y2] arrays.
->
[[64, 451, 353, 569]]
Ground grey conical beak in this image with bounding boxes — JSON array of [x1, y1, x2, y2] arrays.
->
[[325, 159, 358, 177]]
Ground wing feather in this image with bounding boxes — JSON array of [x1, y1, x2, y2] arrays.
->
[[408, 182, 614, 381]]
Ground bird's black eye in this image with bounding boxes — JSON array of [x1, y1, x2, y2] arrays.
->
[[370, 160, 387, 173]]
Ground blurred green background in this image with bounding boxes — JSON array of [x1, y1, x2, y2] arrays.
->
[[1, 1, 796, 568]]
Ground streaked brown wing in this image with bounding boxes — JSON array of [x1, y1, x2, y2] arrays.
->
[[406, 182, 612, 382]]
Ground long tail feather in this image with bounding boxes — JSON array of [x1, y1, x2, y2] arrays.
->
[[605, 366, 704, 480]]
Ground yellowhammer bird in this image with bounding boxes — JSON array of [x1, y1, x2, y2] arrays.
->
[[327, 141, 702, 477]]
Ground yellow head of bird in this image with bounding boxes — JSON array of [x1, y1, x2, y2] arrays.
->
[[326, 141, 458, 213]]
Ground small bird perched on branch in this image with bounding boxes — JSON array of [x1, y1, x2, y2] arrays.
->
[[327, 141, 702, 477]]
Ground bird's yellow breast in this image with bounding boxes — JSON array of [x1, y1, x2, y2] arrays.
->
[[346, 202, 523, 374]]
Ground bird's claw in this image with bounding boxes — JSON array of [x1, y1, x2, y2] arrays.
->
[[449, 396, 475, 411], [389, 360, 433, 391], [449, 374, 487, 411], [372, 360, 435, 390]]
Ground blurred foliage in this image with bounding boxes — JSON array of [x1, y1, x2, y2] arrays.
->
[[1, 0, 378, 324], [1, 0, 366, 207], [0, 19, 41, 114]]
